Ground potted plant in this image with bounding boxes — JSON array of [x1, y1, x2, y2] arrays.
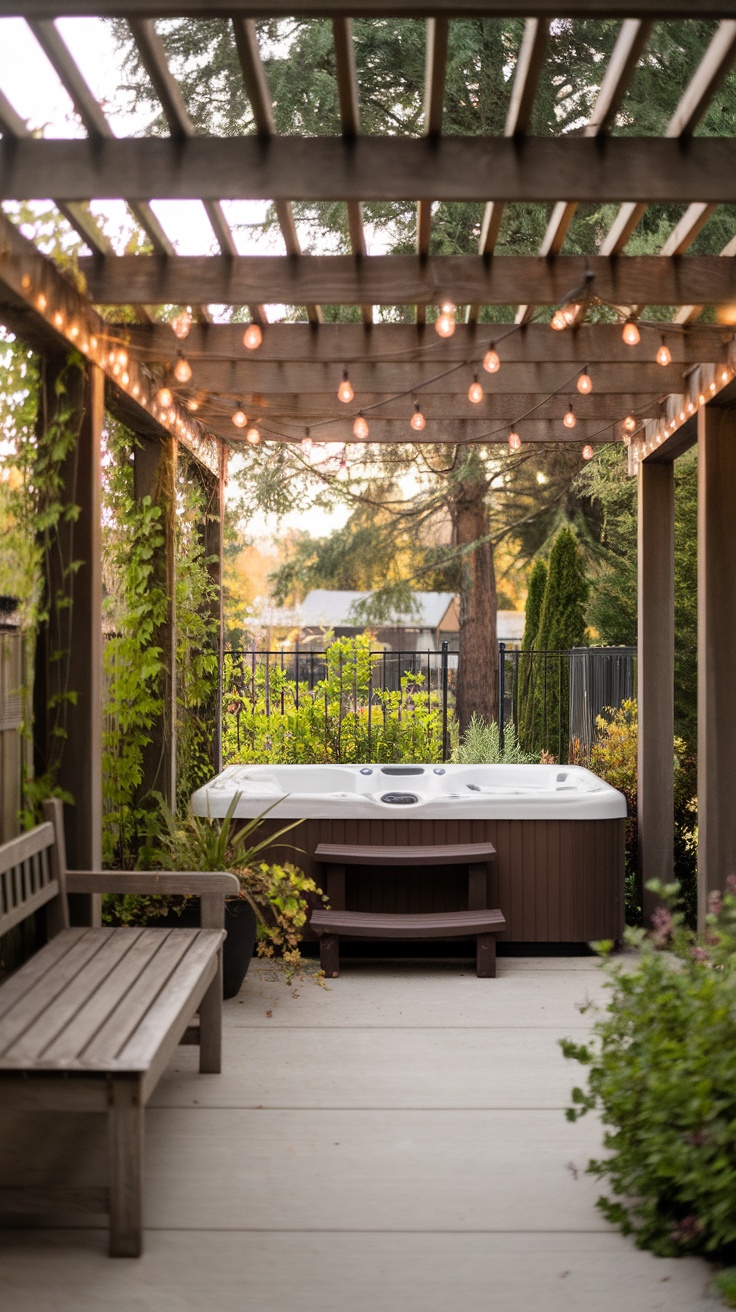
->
[[146, 793, 326, 996]]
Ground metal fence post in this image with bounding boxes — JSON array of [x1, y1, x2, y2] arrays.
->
[[441, 640, 449, 762], [498, 641, 506, 754]]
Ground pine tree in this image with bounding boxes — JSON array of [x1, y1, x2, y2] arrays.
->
[[521, 560, 547, 652], [529, 529, 588, 760]]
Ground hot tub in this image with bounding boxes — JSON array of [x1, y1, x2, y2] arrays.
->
[[191, 763, 627, 943]]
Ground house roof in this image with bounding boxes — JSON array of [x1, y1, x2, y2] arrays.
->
[[300, 590, 458, 630]]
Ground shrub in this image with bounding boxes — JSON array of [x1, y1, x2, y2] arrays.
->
[[562, 879, 736, 1260], [452, 713, 536, 765]]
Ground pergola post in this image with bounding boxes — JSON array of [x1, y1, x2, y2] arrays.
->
[[132, 434, 178, 809], [697, 406, 736, 927], [637, 458, 675, 926], [200, 445, 225, 777], [33, 356, 103, 917]]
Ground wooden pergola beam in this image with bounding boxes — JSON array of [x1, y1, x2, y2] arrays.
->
[[10, 2, 736, 19], [8, 136, 736, 203], [0, 211, 221, 474], [178, 362, 690, 394], [202, 394, 666, 423], [121, 320, 732, 364], [331, 15, 371, 323], [416, 16, 449, 324], [220, 418, 620, 443], [78, 253, 736, 307]]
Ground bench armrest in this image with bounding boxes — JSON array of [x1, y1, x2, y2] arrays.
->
[[66, 870, 240, 898]]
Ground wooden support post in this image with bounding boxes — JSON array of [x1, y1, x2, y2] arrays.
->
[[108, 1077, 144, 1258], [132, 435, 178, 809], [33, 357, 102, 920], [637, 458, 675, 927], [697, 407, 736, 928], [199, 447, 225, 777]]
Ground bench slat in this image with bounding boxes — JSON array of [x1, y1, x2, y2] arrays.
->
[[310, 908, 506, 940], [0, 930, 117, 1051], [314, 842, 496, 867], [0, 930, 88, 1025], [82, 930, 205, 1065], [0, 824, 55, 877]]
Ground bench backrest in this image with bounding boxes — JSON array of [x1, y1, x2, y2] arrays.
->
[[0, 799, 69, 940]]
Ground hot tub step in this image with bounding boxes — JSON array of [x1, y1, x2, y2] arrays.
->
[[310, 908, 506, 978]]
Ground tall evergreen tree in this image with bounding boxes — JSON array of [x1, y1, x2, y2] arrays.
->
[[521, 561, 548, 652]]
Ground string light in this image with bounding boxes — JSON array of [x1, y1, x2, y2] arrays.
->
[[90, 335, 97, 351], [53, 311, 63, 329], [622, 318, 640, 346], [121, 372, 129, 387], [656, 337, 672, 366], [172, 306, 192, 340], [434, 302, 456, 338], [69, 323, 79, 340], [337, 370, 354, 404], [231, 403, 247, 429], [576, 368, 592, 395], [483, 344, 500, 373], [563, 302, 581, 326], [551, 309, 567, 331], [508, 430, 522, 451], [468, 375, 483, 404], [698, 392, 706, 406], [36, 293, 47, 312], [624, 415, 637, 433], [563, 402, 576, 429], [186, 397, 200, 412], [243, 322, 263, 351], [174, 352, 192, 384], [353, 413, 369, 439], [246, 426, 261, 446], [157, 386, 173, 408], [721, 367, 730, 383], [410, 403, 426, 432], [117, 349, 128, 368], [582, 444, 594, 461]]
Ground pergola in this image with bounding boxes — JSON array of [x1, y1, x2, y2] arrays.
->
[[1, 2, 736, 929]]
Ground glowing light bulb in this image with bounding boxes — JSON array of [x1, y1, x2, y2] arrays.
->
[[172, 306, 192, 340], [577, 369, 592, 395], [121, 371, 130, 387], [21, 274, 31, 290], [710, 381, 717, 392], [551, 310, 567, 331], [186, 397, 199, 412], [53, 311, 63, 329], [117, 349, 128, 368], [353, 413, 369, 440], [157, 386, 173, 408], [508, 430, 522, 451], [434, 302, 456, 338], [410, 403, 426, 432], [698, 393, 705, 406], [69, 323, 79, 339], [246, 426, 261, 446], [624, 415, 637, 433], [132, 383, 140, 397], [656, 338, 671, 366], [563, 404, 576, 429], [622, 318, 640, 346], [721, 368, 730, 383], [174, 354, 192, 384], [231, 405, 247, 429], [36, 293, 47, 312], [468, 376, 483, 404], [563, 302, 580, 326], [483, 344, 500, 373], [582, 444, 594, 461], [337, 371, 354, 404], [90, 335, 97, 351], [243, 322, 263, 351]]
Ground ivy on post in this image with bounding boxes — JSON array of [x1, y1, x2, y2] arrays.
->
[[198, 442, 225, 778], [32, 352, 103, 920], [132, 432, 178, 811]]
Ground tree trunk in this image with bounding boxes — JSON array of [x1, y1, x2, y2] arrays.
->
[[450, 469, 497, 733]]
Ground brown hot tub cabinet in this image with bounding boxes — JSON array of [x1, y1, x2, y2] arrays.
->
[[192, 764, 627, 944]]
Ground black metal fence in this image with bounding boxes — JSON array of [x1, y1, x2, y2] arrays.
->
[[223, 643, 637, 766]]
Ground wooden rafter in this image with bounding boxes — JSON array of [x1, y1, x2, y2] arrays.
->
[[232, 18, 320, 324], [222, 418, 622, 443], [332, 15, 372, 324], [416, 16, 448, 326], [514, 16, 650, 324], [77, 253, 736, 308], [9, 2, 736, 19], [7, 135, 736, 203]]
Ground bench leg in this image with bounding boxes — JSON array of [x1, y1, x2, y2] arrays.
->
[[109, 1078, 144, 1257], [476, 934, 496, 979], [320, 934, 340, 978], [199, 949, 223, 1074]]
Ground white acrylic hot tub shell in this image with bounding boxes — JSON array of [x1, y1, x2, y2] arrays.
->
[[190, 762, 627, 821]]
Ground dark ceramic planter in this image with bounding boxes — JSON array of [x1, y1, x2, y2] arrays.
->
[[173, 897, 258, 999]]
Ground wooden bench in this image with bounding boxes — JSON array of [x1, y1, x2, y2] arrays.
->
[[312, 841, 505, 977], [0, 799, 239, 1257]]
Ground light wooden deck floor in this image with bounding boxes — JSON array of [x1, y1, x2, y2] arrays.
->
[[0, 954, 717, 1310]]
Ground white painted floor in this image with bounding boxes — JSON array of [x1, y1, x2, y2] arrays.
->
[[0, 955, 720, 1310]]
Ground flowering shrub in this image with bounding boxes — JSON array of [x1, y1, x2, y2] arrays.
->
[[562, 878, 736, 1259]]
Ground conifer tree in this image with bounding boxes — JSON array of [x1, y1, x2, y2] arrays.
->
[[529, 529, 588, 759]]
